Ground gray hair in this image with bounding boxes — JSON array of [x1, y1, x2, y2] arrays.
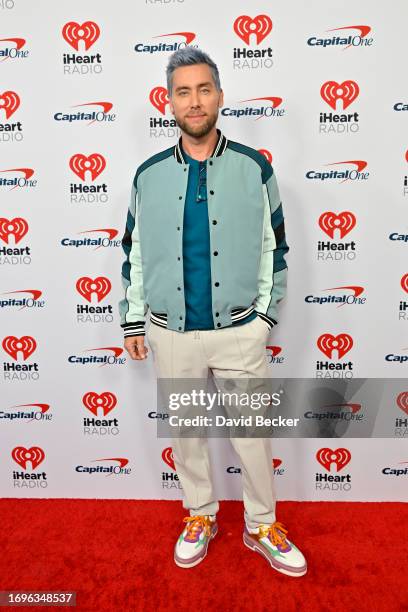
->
[[166, 47, 221, 96]]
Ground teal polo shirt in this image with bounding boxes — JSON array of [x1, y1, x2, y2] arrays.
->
[[182, 149, 257, 331]]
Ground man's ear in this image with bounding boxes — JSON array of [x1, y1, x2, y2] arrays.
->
[[168, 98, 175, 115], [218, 89, 224, 108]]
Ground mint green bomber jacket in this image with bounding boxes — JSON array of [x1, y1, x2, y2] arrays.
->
[[119, 130, 289, 337]]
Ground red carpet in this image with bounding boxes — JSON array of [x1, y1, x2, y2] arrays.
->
[[1, 499, 407, 612]]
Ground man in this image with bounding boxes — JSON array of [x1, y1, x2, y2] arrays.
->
[[119, 48, 307, 577]]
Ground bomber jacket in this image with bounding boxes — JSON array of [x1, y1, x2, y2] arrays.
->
[[119, 129, 289, 337]]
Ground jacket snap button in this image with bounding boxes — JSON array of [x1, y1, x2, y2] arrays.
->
[[214, 282, 219, 287], [212, 220, 217, 225], [179, 196, 183, 200], [178, 326, 182, 330], [177, 287, 181, 291], [177, 226, 180, 230], [209, 161, 213, 166], [179, 316, 183, 320], [217, 323, 221, 327], [213, 251, 218, 256], [215, 312, 219, 317], [177, 256, 181, 260], [210, 190, 214, 195]]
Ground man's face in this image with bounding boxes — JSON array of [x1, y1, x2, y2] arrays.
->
[[169, 63, 224, 138]]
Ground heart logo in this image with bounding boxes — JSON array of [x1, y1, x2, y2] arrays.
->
[[82, 392, 117, 416], [0, 217, 28, 244], [162, 447, 176, 471], [233, 15, 272, 45], [76, 277, 111, 303], [2, 336, 37, 360], [316, 447, 351, 472], [12, 446, 45, 470], [318, 211, 356, 239], [0, 90, 20, 119], [69, 153, 106, 181], [317, 333, 353, 359], [320, 80, 359, 110], [149, 87, 169, 115], [396, 391, 408, 415], [62, 21, 100, 51]]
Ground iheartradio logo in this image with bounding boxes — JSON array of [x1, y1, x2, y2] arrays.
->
[[0, 90, 20, 119], [62, 21, 100, 51], [316, 447, 351, 472], [83, 391, 117, 416], [2, 335, 37, 360], [149, 87, 169, 115], [12, 446, 45, 469], [162, 447, 176, 471], [317, 333, 353, 359], [76, 277, 111, 303], [69, 153, 106, 181], [233, 15, 273, 45], [258, 149, 272, 163], [320, 80, 359, 110], [396, 391, 408, 415], [319, 211, 356, 239], [400, 273, 408, 294], [0, 217, 28, 244]]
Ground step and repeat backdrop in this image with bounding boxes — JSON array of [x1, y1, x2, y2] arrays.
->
[[1, 0, 407, 502]]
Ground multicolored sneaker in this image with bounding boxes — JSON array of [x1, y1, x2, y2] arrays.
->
[[243, 521, 307, 577], [174, 515, 218, 568]]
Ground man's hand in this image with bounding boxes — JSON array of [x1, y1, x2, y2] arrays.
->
[[124, 335, 149, 360]]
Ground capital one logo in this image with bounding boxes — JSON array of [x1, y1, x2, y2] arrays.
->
[[62, 21, 100, 51], [319, 211, 356, 239], [162, 446, 176, 470], [320, 80, 359, 110], [150, 87, 169, 115], [12, 446, 45, 469], [0, 90, 20, 119], [2, 335, 37, 360], [76, 276, 111, 302], [2, 289, 42, 309], [0, 217, 28, 244], [266, 345, 282, 358], [82, 391, 117, 416], [397, 391, 408, 415], [0, 168, 35, 190], [69, 153, 106, 181], [401, 273, 408, 294], [317, 333, 353, 359], [233, 15, 272, 45], [316, 447, 351, 472], [154, 32, 196, 44], [0, 37, 27, 62]]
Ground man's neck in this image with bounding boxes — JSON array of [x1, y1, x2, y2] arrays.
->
[[181, 128, 218, 161]]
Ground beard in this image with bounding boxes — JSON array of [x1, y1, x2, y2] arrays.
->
[[175, 109, 218, 139]]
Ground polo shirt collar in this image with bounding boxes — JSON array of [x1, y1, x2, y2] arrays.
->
[[174, 128, 228, 164]]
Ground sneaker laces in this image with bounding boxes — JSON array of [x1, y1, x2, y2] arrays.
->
[[183, 515, 213, 540], [258, 521, 291, 551]]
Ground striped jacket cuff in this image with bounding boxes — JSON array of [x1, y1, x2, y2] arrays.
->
[[121, 321, 145, 337], [256, 311, 277, 331]]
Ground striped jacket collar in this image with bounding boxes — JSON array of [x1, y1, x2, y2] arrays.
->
[[174, 129, 228, 164]]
